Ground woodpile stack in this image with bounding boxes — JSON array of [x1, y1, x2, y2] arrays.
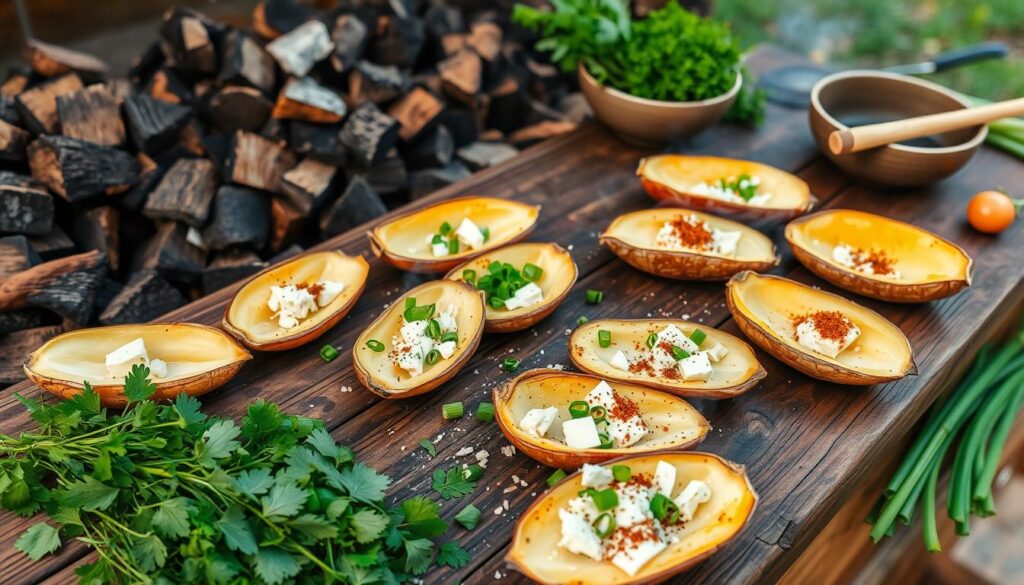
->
[[0, 1, 586, 384]]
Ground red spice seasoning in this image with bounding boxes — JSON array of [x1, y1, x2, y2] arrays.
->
[[794, 311, 854, 341], [604, 519, 660, 559], [664, 215, 713, 250], [610, 391, 641, 421], [847, 246, 897, 276]]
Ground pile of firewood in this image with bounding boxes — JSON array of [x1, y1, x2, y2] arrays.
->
[[0, 0, 588, 385]]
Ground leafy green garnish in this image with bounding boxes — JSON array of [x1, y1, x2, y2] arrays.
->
[[436, 541, 471, 568], [419, 438, 437, 457], [432, 467, 478, 500]]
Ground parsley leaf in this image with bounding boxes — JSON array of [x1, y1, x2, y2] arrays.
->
[[260, 481, 307, 518], [151, 497, 191, 538], [333, 463, 390, 503], [123, 364, 156, 402], [401, 496, 447, 537], [432, 468, 477, 500], [234, 468, 274, 497], [436, 541, 470, 568], [54, 477, 119, 511], [418, 438, 436, 457], [305, 428, 352, 464], [351, 509, 389, 543], [288, 514, 339, 540], [130, 534, 167, 572], [198, 420, 241, 466], [254, 547, 302, 585], [173, 393, 204, 426], [15, 523, 60, 560], [403, 537, 434, 575], [454, 504, 482, 530], [216, 505, 258, 555]]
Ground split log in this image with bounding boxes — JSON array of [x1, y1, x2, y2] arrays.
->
[[202, 186, 271, 250], [270, 196, 305, 252], [289, 121, 344, 163], [388, 87, 444, 142], [319, 175, 386, 237], [441, 34, 468, 57], [132, 221, 207, 285], [142, 158, 219, 227], [118, 153, 162, 211], [72, 206, 120, 270], [339, 102, 399, 166], [369, 16, 425, 68], [0, 186, 53, 236], [272, 77, 347, 123], [0, 235, 40, 278], [27, 258, 107, 324], [99, 269, 187, 325], [328, 14, 369, 74], [0, 249, 106, 312], [130, 41, 165, 86], [0, 170, 40, 189], [124, 93, 194, 154], [436, 108, 479, 148], [225, 130, 297, 193], [266, 20, 334, 77], [410, 161, 471, 199], [144, 67, 193, 104], [351, 150, 407, 197], [0, 308, 58, 335], [28, 135, 139, 202], [0, 326, 65, 385], [400, 125, 454, 170], [27, 225, 75, 260], [466, 21, 502, 63], [202, 250, 267, 295], [349, 61, 409, 104], [456, 140, 518, 171], [0, 95, 22, 126], [424, 5, 464, 40], [159, 7, 225, 77], [487, 76, 529, 134], [55, 84, 126, 146], [22, 39, 109, 83], [90, 277, 122, 321], [260, 116, 290, 143], [281, 158, 341, 215], [0, 119, 29, 161], [199, 134, 230, 172], [253, 0, 314, 39], [218, 31, 276, 94], [438, 49, 482, 106], [508, 120, 577, 148], [207, 85, 273, 133], [0, 71, 30, 97], [15, 73, 84, 134]]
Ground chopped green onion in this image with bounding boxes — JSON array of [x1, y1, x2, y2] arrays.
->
[[447, 238, 460, 254], [690, 328, 707, 346], [440, 221, 452, 236], [426, 319, 441, 339], [439, 331, 459, 344], [586, 289, 603, 304], [500, 357, 520, 372], [568, 400, 590, 419], [547, 469, 567, 487], [404, 303, 435, 322], [646, 333, 658, 349], [455, 504, 481, 530], [650, 493, 680, 523], [523, 263, 543, 281], [431, 234, 444, 245], [476, 402, 495, 422], [319, 345, 339, 362], [405, 297, 416, 310], [489, 261, 503, 275], [577, 316, 589, 325], [463, 464, 484, 481], [418, 438, 436, 457], [597, 431, 613, 449], [425, 349, 442, 366], [590, 488, 619, 510], [598, 329, 612, 348], [671, 345, 690, 361], [590, 405, 607, 424], [481, 226, 490, 242], [612, 465, 631, 482], [593, 512, 616, 538], [489, 296, 506, 309], [462, 269, 477, 284], [442, 401, 464, 420], [366, 339, 385, 352]]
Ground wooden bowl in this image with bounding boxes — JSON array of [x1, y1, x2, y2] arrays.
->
[[579, 63, 741, 147], [809, 71, 986, 187]]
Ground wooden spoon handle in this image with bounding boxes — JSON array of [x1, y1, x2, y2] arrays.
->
[[828, 97, 1024, 155]]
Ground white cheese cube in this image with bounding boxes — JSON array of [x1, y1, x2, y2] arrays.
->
[[432, 242, 449, 257], [149, 358, 168, 379], [519, 407, 559, 438], [392, 339, 424, 376], [678, 351, 713, 381], [316, 280, 344, 306], [674, 479, 712, 523], [711, 229, 742, 257], [610, 537, 666, 577], [584, 380, 616, 410], [503, 282, 544, 311], [581, 463, 613, 488], [613, 483, 654, 528], [557, 508, 603, 561], [455, 217, 485, 250], [436, 309, 458, 333], [105, 338, 150, 377], [566, 495, 601, 523], [562, 416, 601, 449], [436, 340, 457, 359], [795, 318, 860, 359], [653, 460, 677, 497], [705, 342, 729, 362], [268, 285, 318, 329], [609, 350, 630, 371], [657, 325, 699, 354]]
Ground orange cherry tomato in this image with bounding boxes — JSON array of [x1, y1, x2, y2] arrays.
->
[[967, 190, 1020, 234]]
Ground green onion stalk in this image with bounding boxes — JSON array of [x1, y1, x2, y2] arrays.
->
[[958, 93, 1024, 161]]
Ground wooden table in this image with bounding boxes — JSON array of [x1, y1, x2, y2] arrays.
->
[[3, 46, 1024, 585]]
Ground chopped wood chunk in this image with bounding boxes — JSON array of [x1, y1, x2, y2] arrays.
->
[[124, 93, 194, 154], [319, 176, 386, 237], [410, 162, 471, 199], [1, 72, 29, 97], [207, 85, 273, 133], [56, 84, 126, 146], [118, 153, 162, 211], [353, 150, 407, 197], [370, 16, 425, 68], [159, 7, 224, 77], [272, 77, 347, 123], [0, 249, 106, 312], [72, 206, 120, 270], [27, 260, 107, 324], [329, 14, 369, 74], [339, 102, 399, 166], [438, 50, 482, 106], [129, 41, 165, 86], [0, 308, 58, 335], [441, 33, 468, 57], [424, 6, 465, 40], [456, 141, 519, 171], [508, 120, 578, 148], [15, 73, 84, 134], [0, 326, 65, 384], [0, 95, 22, 126], [225, 130, 297, 193], [401, 125, 454, 170], [219, 31, 276, 94], [253, 0, 313, 39], [467, 21, 502, 62], [281, 158, 341, 215], [0, 119, 30, 161], [144, 67, 193, 104], [132, 222, 207, 284], [202, 185, 271, 250], [487, 77, 529, 134], [27, 225, 74, 260], [99, 269, 187, 324], [202, 250, 267, 294], [0, 170, 40, 190], [350, 61, 409, 104], [28, 135, 139, 202], [266, 20, 334, 77], [23, 39, 109, 82], [436, 108, 479, 148], [0, 235, 40, 279], [270, 196, 305, 251], [288, 121, 344, 163], [143, 158, 219, 227], [388, 87, 444, 142]]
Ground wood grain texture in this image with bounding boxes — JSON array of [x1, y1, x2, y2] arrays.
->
[[2, 46, 1024, 585]]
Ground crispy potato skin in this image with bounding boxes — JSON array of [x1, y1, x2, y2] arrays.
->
[[639, 177, 815, 222], [600, 234, 778, 281]]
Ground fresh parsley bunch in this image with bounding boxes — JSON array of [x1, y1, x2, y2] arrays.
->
[[513, 0, 765, 124], [1, 365, 467, 584]]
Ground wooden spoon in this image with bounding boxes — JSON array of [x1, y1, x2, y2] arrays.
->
[[828, 97, 1024, 155]]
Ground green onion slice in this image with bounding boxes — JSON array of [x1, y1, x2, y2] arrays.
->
[[593, 512, 616, 538], [577, 316, 589, 325], [523, 263, 543, 281], [319, 345, 339, 362], [431, 234, 444, 245], [690, 328, 707, 346], [447, 238, 460, 254], [590, 488, 619, 511], [598, 329, 612, 348], [481, 226, 490, 242], [547, 469, 567, 487], [463, 464, 484, 481], [586, 289, 603, 304], [475, 402, 495, 422], [671, 345, 690, 361], [489, 296, 506, 309], [650, 493, 681, 524], [426, 319, 441, 339], [405, 297, 416, 310], [463, 269, 477, 284], [440, 221, 452, 236], [611, 465, 631, 483], [568, 400, 590, 419], [425, 349, 442, 366], [404, 303, 435, 322], [646, 333, 658, 349], [366, 339, 385, 352], [597, 432, 614, 449], [500, 357, 520, 372], [442, 401, 463, 420], [439, 331, 458, 344], [590, 405, 607, 424]]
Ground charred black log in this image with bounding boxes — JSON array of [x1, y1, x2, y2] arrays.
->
[[72, 206, 120, 270], [27, 258, 107, 324], [206, 86, 273, 133], [99, 269, 187, 324], [224, 130, 297, 193], [339, 102, 399, 166], [328, 13, 369, 74], [288, 121, 344, 164], [118, 153, 162, 211], [22, 39, 109, 83], [400, 124, 454, 170], [0, 235, 40, 278], [55, 83, 126, 147], [219, 31, 276, 94], [436, 108, 479, 148], [27, 225, 74, 260], [202, 250, 267, 294], [202, 186, 271, 250], [388, 87, 444, 142], [132, 222, 207, 285], [0, 308, 58, 335], [16, 73, 84, 134], [349, 61, 409, 105], [142, 158, 219, 227], [272, 77, 347, 123], [319, 175, 386, 237], [369, 16, 425, 68], [281, 158, 341, 216], [124, 93, 194, 154], [28, 135, 139, 202], [0, 119, 29, 162], [159, 6, 227, 77]]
